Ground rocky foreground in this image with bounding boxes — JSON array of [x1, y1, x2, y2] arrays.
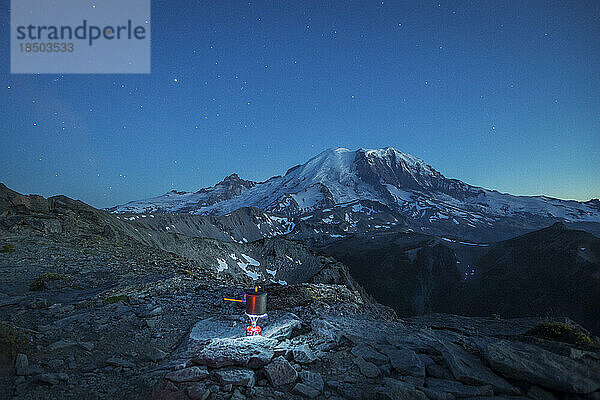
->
[[1, 184, 600, 400], [149, 300, 600, 400]]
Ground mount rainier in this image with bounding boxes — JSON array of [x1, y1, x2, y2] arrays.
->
[[110, 147, 600, 242]]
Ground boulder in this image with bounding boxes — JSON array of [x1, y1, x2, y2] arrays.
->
[[293, 344, 317, 364], [15, 353, 28, 376], [293, 382, 321, 398], [165, 366, 209, 383], [299, 370, 324, 393], [351, 343, 389, 365], [310, 318, 341, 341], [263, 356, 298, 386], [335, 382, 363, 400], [213, 367, 255, 387], [146, 347, 168, 363], [483, 340, 600, 394], [381, 347, 425, 377], [187, 384, 211, 400], [353, 356, 381, 378], [273, 341, 292, 358]]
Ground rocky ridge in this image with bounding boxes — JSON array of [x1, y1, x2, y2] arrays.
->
[[1, 184, 599, 399]]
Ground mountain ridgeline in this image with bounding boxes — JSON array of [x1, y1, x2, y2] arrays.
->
[[110, 147, 600, 242]]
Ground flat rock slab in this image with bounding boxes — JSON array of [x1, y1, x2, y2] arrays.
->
[[380, 347, 425, 377], [189, 317, 243, 341], [438, 341, 519, 395], [105, 356, 136, 369], [212, 367, 255, 387], [351, 343, 389, 365], [189, 311, 301, 342], [165, 366, 209, 383], [193, 336, 276, 368], [373, 378, 429, 400], [48, 339, 78, 351], [260, 311, 302, 340], [425, 377, 494, 397], [483, 340, 600, 394]]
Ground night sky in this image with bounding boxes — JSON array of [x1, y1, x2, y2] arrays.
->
[[1, 1, 599, 208]]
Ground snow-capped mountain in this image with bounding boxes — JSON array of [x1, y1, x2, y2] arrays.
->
[[110, 147, 600, 240]]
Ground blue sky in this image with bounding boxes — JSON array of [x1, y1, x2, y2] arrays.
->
[[1, 0, 599, 208]]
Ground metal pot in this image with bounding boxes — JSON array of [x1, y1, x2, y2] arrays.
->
[[245, 288, 267, 316]]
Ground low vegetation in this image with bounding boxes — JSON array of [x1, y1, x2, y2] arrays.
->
[[525, 321, 600, 349], [0, 322, 34, 360], [29, 272, 72, 291], [102, 294, 130, 305], [0, 243, 15, 253]]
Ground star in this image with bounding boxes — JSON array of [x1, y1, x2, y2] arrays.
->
[[173, 78, 178, 82]]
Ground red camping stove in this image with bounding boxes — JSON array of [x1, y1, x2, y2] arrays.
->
[[224, 287, 267, 336]]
